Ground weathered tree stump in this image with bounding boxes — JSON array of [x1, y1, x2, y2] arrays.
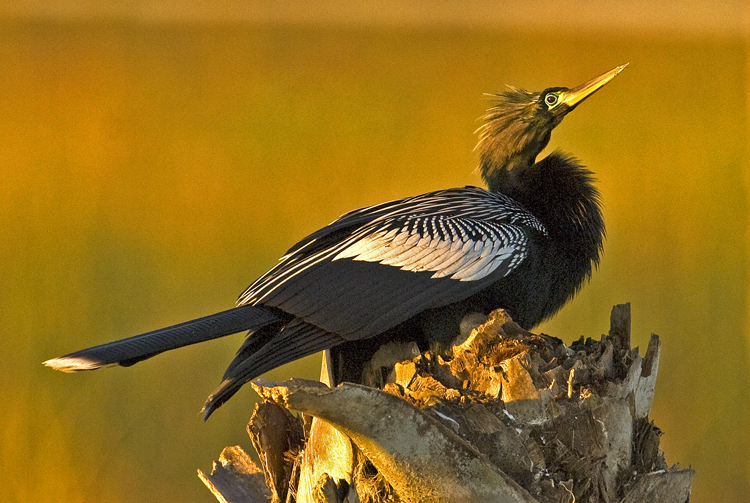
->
[[199, 304, 693, 502]]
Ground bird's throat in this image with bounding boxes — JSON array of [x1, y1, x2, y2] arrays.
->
[[481, 151, 537, 194]]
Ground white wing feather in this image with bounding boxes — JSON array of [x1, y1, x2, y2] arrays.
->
[[333, 216, 530, 281]]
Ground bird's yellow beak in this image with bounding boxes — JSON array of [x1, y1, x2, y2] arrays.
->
[[561, 63, 628, 108]]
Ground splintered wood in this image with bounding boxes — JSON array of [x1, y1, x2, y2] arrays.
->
[[200, 303, 693, 503]]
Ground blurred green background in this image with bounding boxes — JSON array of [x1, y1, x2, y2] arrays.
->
[[1, 2, 748, 502]]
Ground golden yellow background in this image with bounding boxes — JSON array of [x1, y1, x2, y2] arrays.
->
[[2, 3, 748, 502]]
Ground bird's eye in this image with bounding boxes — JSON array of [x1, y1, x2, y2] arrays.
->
[[544, 93, 559, 108]]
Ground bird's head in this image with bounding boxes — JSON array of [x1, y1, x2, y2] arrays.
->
[[477, 64, 627, 191]]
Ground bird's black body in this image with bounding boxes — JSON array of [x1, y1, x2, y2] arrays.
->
[[45, 65, 625, 419]]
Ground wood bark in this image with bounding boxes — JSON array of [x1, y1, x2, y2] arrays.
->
[[200, 304, 693, 502]]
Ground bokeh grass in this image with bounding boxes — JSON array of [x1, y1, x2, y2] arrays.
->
[[1, 21, 747, 502]]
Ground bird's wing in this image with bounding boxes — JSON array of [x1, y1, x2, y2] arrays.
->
[[238, 186, 546, 339], [332, 213, 528, 281]]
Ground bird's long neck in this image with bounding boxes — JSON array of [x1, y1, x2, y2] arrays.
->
[[481, 152, 536, 193], [476, 94, 603, 264], [486, 151, 605, 265], [476, 106, 553, 194], [481, 152, 535, 194]]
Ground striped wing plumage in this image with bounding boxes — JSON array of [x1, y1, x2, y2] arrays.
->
[[332, 215, 530, 281], [238, 186, 546, 338]]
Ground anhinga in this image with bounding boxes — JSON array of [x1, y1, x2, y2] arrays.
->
[[45, 64, 626, 419]]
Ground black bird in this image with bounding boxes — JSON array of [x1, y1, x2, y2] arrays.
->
[[45, 64, 626, 419]]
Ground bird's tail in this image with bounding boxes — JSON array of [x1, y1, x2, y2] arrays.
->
[[201, 319, 344, 419], [43, 304, 279, 372]]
